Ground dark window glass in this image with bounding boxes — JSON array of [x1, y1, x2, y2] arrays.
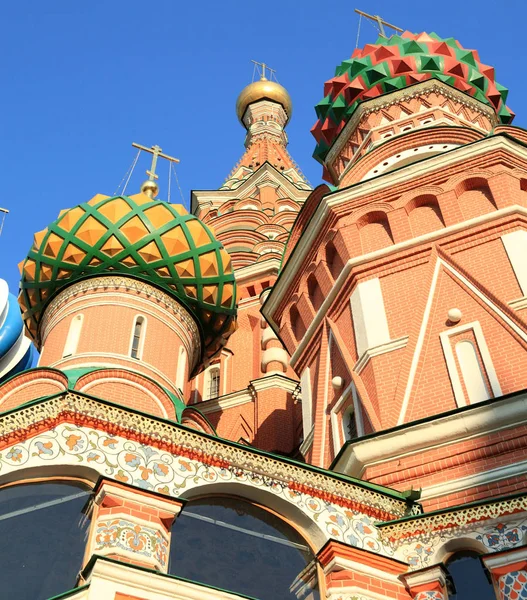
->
[[169, 497, 319, 600], [447, 551, 494, 600], [346, 409, 358, 440], [131, 317, 144, 359], [208, 368, 220, 399], [0, 481, 91, 600]]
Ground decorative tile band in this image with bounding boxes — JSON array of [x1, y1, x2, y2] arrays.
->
[[379, 496, 527, 542], [498, 570, 527, 600], [0, 392, 410, 520], [94, 517, 168, 569]]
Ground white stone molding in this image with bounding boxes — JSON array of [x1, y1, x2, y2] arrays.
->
[[85, 557, 250, 599], [333, 389, 527, 479], [440, 321, 501, 407], [300, 367, 313, 439], [501, 229, 527, 295], [350, 279, 391, 357], [354, 336, 408, 374], [330, 381, 364, 455]]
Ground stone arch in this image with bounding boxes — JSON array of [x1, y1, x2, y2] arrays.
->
[[0, 368, 68, 412], [406, 194, 445, 237], [177, 481, 327, 551], [307, 273, 324, 312], [325, 240, 344, 280], [455, 177, 497, 220], [75, 368, 177, 419], [290, 303, 306, 341], [433, 535, 489, 565], [357, 211, 394, 253], [0, 463, 100, 489]]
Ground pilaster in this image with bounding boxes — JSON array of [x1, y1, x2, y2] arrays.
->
[[482, 545, 527, 600], [85, 479, 185, 573], [400, 564, 450, 600]]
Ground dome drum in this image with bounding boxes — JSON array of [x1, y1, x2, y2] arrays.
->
[[19, 193, 237, 371]]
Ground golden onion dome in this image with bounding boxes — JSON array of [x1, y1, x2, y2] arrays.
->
[[236, 78, 293, 126]]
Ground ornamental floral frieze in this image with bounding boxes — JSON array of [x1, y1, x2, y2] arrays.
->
[[386, 514, 527, 570], [0, 421, 393, 556], [94, 516, 169, 570]]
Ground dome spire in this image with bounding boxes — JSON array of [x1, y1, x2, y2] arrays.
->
[[131, 142, 180, 198], [235, 61, 293, 128]]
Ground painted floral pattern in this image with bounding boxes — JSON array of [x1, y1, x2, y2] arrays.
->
[[94, 517, 168, 568]]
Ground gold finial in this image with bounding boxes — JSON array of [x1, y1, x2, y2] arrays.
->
[[132, 143, 180, 198], [236, 61, 292, 125], [251, 60, 277, 82]]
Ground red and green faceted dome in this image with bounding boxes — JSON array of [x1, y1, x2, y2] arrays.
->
[[19, 193, 237, 363], [312, 32, 514, 163]]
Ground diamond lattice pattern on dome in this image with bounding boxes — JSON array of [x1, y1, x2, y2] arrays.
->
[[19, 194, 236, 364], [312, 31, 514, 164]]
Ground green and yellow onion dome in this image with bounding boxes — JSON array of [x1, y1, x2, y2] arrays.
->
[[312, 32, 514, 172], [19, 193, 237, 367]]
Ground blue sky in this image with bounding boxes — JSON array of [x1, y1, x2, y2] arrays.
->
[[2, 0, 526, 293]]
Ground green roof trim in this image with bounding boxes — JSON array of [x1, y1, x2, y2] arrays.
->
[[46, 584, 90, 600]]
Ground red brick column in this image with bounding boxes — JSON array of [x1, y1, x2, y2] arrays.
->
[[482, 546, 527, 600], [85, 479, 185, 573], [317, 540, 409, 599], [400, 564, 449, 600]]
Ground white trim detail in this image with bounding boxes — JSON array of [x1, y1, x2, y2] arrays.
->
[[129, 314, 147, 360], [350, 279, 390, 357], [62, 313, 83, 358], [354, 336, 408, 374], [176, 346, 187, 392], [440, 321, 501, 407], [501, 229, 527, 295], [300, 367, 312, 438], [330, 381, 364, 455]]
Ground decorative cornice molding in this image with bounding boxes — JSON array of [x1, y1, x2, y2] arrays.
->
[[0, 391, 409, 519], [354, 337, 409, 374], [378, 494, 527, 543]]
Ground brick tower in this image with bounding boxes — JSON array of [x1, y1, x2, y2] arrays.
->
[[2, 27, 527, 600], [190, 68, 311, 454]]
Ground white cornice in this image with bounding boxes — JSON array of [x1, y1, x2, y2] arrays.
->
[[332, 391, 527, 478], [354, 337, 409, 374], [86, 557, 249, 599], [234, 258, 281, 283], [197, 374, 299, 415], [264, 135, 527, 336]]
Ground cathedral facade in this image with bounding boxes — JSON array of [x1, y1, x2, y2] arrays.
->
[[1, 30, 527, 600]]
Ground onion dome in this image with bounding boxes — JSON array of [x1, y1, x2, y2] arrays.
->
[[19, 193, 237, 364], [0, 279, 35, 381], [312, 32, 514, 163], [236, 78, 293, 125]]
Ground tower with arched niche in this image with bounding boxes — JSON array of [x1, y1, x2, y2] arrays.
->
[[190, 66, 311, 455]]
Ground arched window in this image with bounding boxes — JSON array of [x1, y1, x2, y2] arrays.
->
[[176, 346, 187, 392], [343, 405, 358, 441], [326, 242, 344, 280], [447, 551, 494, 599], [307, 274, 323, 311], [130, 315, 146, 359], [205, 366, 220, 400], [0, 481, 91, 600], [62, 314, 83, 358], [169, 497, 319, 600], [455, 340, 491, 404], [290, 304, 306, 341]]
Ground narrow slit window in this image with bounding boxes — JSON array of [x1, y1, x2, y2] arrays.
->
[[62, 314, 83, 358], [207, 367, 220, 400], [130, 316, 145, 359]]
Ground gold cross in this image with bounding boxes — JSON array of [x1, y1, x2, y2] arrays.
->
[[132, 143, 180, 182], [251, 60, 276, 81], [354, 9, 403, 38]]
